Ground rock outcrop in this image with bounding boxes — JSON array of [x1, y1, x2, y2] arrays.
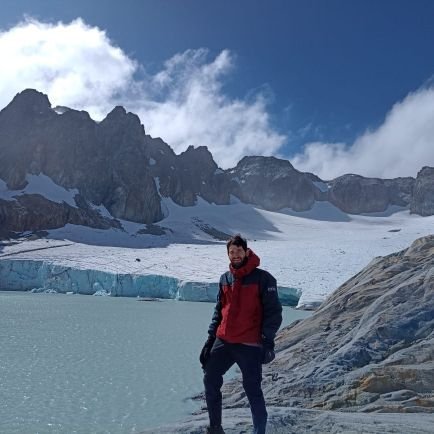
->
[[225, 235, 434, 414], [143, 407, 434, 434], [228, 156, 316, 211], [0, 195, 120, 239], [411, 167, 434, 216], [0, 89, 233, 233], [147, 143, 231, 206], [327, 174, 415, 214], [0, 89, 163, 225]]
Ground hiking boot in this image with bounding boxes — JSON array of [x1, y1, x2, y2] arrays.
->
[[205, 426, 225, 434]]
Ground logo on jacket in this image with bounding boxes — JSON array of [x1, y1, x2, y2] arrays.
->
[[268, 286, 277, 292]]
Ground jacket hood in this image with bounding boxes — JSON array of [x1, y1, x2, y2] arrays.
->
[[229, 248, 260, 278]]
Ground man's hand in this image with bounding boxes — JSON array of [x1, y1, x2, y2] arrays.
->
[[199, 335, 216, 369], [262, 336, 275, 364]]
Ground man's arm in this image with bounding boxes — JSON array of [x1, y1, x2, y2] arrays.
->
[[208, 282, 223, 337], [260, 272, 283, 341], [200, 281, 223, 369]]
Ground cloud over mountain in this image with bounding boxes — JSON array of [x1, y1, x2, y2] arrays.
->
[[0, 18, 285, 169], [291, 86, 434, 179], [1, 17, 434, 176]]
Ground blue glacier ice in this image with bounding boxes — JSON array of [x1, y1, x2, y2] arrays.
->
[[0, 259, 300, 305]]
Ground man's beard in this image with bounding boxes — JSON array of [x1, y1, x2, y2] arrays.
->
[[231, 257, 248, 269]]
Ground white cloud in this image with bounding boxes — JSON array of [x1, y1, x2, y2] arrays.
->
[[0, 18, 136, 119], [0, 18, 285, 169], [4, 18, 432, 178], [131, 49, 285, 168], [292, 87, 434, 179]]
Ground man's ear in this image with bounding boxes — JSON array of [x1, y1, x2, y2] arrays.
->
[[246, 248, 250, 257]]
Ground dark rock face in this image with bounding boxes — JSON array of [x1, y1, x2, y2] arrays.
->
[[227, 156, 316, 211], [177, 146, 231, 206], [384, 177, 415, 206], [0, 89, 55, 190], [410, 167, 434, 216], [0, 89, 163, 224], [328, 174, 414, 214], [0, 89, 433, 235], [0, 90, 233, 230], [223, 236, 434, 413], [0, 195, 119, 236], [146, 142, 231, 207], [95, 106, 162, 222]]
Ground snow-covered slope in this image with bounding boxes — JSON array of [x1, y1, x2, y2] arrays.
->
[[0, 174, 79, 206], [1, 196, 433, 307]]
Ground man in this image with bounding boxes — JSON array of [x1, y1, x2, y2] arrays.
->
[[200, 234, 283, 434]]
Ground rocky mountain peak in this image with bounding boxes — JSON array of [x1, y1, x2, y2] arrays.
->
[[418, 165, 434, 177], [104, 105, 127, 119], [103, 105, 141, 124], [228, 155, 316, 211], [179, 145, 217, 171], [327, 173, 413, 214], [182, 144, 213, 158], [147, 142, 229, 207], [5, 89, 51, 115], [99, 105, 145, 139], [0, 88, 433, 236], [235, 155, 296, 175]]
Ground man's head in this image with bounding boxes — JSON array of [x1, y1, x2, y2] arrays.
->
[[226, 234, 248, 267]]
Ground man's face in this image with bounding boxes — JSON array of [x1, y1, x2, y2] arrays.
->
[[228, 245, 247, 267]]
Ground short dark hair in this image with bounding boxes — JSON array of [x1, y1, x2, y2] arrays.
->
[[226, 234, 247, 252]]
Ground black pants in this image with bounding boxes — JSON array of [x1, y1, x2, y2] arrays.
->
[[203, 338, 267, 434]]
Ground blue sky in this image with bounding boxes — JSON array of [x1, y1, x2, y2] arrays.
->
[[1, 0, 434, 178]]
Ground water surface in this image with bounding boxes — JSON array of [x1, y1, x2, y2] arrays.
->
[[0, 291, 310, 433]]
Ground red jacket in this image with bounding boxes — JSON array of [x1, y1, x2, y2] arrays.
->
[[208, 250, 282, 344]]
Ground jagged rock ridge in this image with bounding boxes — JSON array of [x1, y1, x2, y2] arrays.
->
[[0, 89, 433, 236]]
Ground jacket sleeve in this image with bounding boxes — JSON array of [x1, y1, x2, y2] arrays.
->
[[208, 281, 223, 337], [260, 272, 283, 341]]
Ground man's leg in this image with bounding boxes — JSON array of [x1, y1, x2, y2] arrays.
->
[[203, 339, 234, 428], [234, 345, 267, 434]]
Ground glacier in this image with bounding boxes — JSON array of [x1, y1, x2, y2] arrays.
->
[[2, 197, 433, 308], [0, 259, 300, 305]]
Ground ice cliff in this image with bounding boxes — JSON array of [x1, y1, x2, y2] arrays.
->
[[0, 259, 299, 305]]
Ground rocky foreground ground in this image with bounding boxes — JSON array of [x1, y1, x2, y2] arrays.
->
[[143, 407, 434, 433], [144, 235, 434, 433]]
